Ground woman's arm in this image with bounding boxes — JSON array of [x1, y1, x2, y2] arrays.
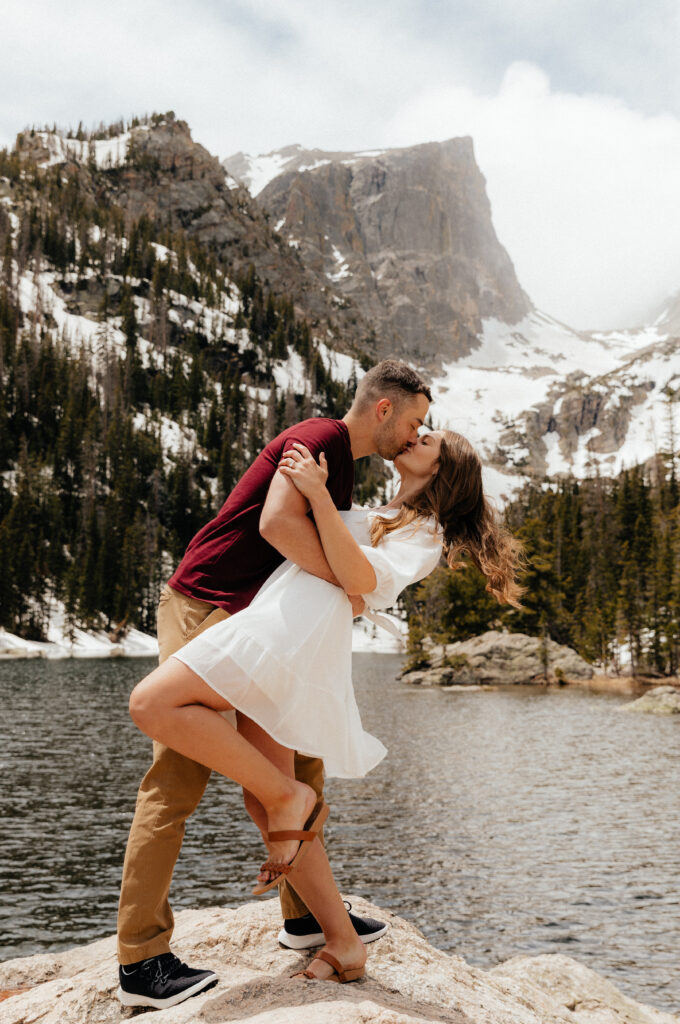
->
[[278, 444, 377, 595]]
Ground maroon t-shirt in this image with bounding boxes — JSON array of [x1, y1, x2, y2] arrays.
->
[[168, 418, 354, 613]]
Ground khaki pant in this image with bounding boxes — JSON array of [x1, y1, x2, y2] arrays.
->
[[117, 584, 325, 964]]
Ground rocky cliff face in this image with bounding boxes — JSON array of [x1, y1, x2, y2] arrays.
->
[[1, 898, 676, 1024], [224, 140, 680, 495], [17, 116, 374, 358], [227, 139, 531, 366], [499, 332, 679, 478], [14, 119, 678, 494]]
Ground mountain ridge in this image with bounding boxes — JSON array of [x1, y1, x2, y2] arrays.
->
[[0, 114, 387, 640], [15, 114, 379, 360], [3, 112, 680, 643], [225, 137, 531, 366]]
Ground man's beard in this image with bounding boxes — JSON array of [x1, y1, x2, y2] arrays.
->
[[375, 422, 404, 461]]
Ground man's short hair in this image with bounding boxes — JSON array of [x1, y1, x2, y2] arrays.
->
[[352, 359, 432, 413]]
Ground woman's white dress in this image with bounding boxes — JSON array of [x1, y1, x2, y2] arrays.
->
[[172, 508, 442, 778]]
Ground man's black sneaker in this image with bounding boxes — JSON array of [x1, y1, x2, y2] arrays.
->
[[117, 952, 218, 1009], [278, 901, 388, 950]]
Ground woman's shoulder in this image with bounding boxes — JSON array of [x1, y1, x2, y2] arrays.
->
[[346, 505, 441, 539], [375, 508, 442, 539]]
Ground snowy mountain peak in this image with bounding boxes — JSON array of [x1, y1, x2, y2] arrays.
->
[[655, 290, 680, 337], [223, 143, 389, 197], [226, 137, 529, 367]]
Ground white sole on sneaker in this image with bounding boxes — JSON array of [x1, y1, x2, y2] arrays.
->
[[278, 921, 388, 950], [278, 926, 325, 950], [116, 972, 217, 1009], [359, 922, 388, 944]]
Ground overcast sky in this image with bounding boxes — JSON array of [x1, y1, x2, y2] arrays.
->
[[2, 0, 679, 329]]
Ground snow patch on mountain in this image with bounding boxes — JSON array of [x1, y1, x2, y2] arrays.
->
[[240, 152, 291, 198], [317, 341, 361, 383], [328, 244, 350, 282], [223, 145, 387, 198], [271, 350, 308, 394], [430, 310, 674, 500], [18, 269, 105, 347], [30, 129, 148, 169]]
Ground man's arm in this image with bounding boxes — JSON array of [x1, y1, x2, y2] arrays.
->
[[260, 454, 366, 616], [259, 469, 340, 585]]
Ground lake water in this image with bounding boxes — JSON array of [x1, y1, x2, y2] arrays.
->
[[0, 654, 678, 1012]]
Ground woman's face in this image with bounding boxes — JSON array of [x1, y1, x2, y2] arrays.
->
[[394, 430, 444, 483]]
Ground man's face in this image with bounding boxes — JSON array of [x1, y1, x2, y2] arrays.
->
[[374, 393, 430, 460]]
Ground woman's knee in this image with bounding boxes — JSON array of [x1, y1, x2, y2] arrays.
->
[[129, 677, 162, 733]]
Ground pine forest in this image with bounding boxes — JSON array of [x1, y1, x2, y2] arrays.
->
[[405, 461, 680, 676], [0, 118, 382, 640], [2, 116, 680, 677]]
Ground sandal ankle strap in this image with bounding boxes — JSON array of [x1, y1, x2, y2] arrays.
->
[[315, 950, 344, 980], [267, 828, 317, 842]]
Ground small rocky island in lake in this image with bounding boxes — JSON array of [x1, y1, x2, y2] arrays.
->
[[403, 629, 594, 687], [1, 898, 677, 1024], [620, 685, 680, 715]]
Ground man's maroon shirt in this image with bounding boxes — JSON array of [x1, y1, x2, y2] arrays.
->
[[168, 418, 354, 613]]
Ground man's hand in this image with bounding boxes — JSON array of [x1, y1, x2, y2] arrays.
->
[[348, 594, 365, 617]]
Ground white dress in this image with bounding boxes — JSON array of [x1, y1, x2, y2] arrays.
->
[[172, 508, 443, 778]]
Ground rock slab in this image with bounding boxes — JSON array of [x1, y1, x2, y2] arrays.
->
[[403, 630, 593, 686], [620, 685, 680, 715], [0, 898, 676, 1024]]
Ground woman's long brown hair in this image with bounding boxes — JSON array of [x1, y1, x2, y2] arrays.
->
[[369, 430, 525, 608]]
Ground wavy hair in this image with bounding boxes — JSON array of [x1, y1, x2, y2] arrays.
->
[[369, 430, 525, 607]]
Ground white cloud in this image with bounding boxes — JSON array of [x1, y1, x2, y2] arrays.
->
[[382, 63, 680, 328]]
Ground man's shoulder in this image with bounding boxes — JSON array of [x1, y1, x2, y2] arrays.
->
[[276, 418, 349, 451]]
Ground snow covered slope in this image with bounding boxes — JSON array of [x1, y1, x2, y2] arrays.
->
[[226, 142, 680, 500], [430, 310, 676, 501], [24, 128, 148, 169], [223, 144, 386, 197]]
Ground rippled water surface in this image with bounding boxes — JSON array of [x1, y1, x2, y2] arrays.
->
[[1, 655, 678, 1011]]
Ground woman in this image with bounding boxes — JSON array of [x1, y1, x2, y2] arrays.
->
[[129, 429, 523, 983]]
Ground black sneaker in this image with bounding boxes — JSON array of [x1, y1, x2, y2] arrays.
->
[[278, 900, 388, 950], [117, 952, 218, 1009]]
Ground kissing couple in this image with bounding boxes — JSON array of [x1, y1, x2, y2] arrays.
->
[[116, 359, 523, 1008]]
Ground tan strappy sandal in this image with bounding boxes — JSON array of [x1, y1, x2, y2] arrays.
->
[[292, 949, 365, 983], [252, 801, 329, 896]]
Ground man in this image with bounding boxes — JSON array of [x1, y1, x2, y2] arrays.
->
[[117, 359, 431, 1009]]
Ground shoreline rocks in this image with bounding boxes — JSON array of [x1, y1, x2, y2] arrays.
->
[[403, 630, 594, 687], [620, 685, 680, 715], [0, 898, 676, 1024]]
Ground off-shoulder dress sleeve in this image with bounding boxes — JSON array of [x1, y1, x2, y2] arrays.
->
[[360, 515, 443, 610]]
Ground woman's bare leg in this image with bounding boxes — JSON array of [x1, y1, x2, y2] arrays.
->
[[129, 658, 316, 867], [237, 715, 293, 880], [237, 715, 365, 980], [285, 842, 366, 979], [131, 660, 363, 977], [237, 712, 288, 838]]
